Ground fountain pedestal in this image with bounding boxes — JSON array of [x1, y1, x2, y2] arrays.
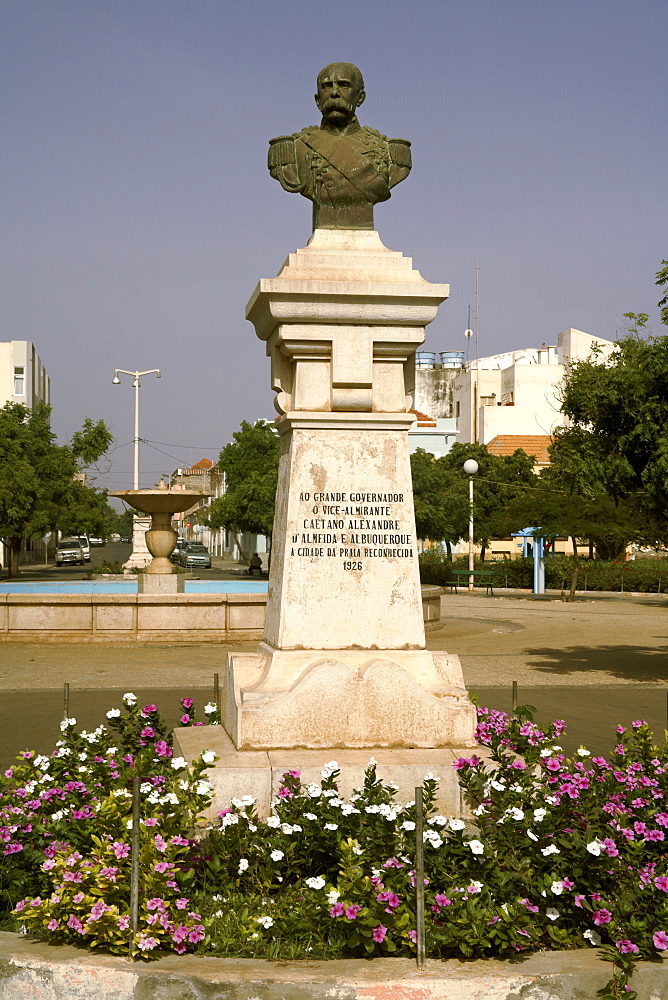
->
[[111, 485, 211, 592]]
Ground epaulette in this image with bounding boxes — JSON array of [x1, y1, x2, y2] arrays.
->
[[388, 138, 412, 169], [268, 135, 297, 169], [363, 126, 389, 141], [294, 125, 319, 138]]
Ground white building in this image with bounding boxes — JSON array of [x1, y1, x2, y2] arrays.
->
[[454, 329, 615, 445], [0, 340, 50, 409]]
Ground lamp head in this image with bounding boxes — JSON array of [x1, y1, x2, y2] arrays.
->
[[156, 370, 161, 378], [112, 372, 120, 384], [463, 459, 479, 476]]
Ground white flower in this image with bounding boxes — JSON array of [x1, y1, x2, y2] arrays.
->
[[326, 889, 340, 904], [473, 804, 487, 817], [365, 804, 380, 814], [107, 747, 118, 755], [367, 757, 378, 766], [292, 824, 302, 832], [533, 808, 547, 822], [59, 718, 76, 732], [126, 819, 133, 829], [50, 810, 64, 821], [546, 907, 560, 921], [221, 813, 239, 827], [539, 748, 553, 758], [170, 756, 187, 770], [77, 766, 87, 773], [238, 858, 249, 873], [490, 780, 506, 791], [160, 792, 179, 805], [214, 909, 224, 918], [256, 915, 274, 929], [270, 850, 284, 861], [506, 807, 524, 821], [551, 746, 562, 752], [424, 831, 443, 848], [527, 830, 539, 842], [266, 816, 280, 828], [322, 789, 337, 798], [351, 843, 363, 855], [140, 782, 152, 794], [305, 876, 326, 890], [340, 804, 359, 817], [34, 755, 50, 771], [106, 709, 121, 719], [551, 880, 564, 895], [545, 795, 558, 805], [429, 815, 447, 827], [147, 791, 161, 804], [449, 818, 466, 831], [240, 795, 255, 807], [307, 784, 321, 798], [586, 840, 603, 856], [201, 750, 216, 764], [195, 780, 212, 796], [401, 820, 416, 831], [584, 928, 602, 946], [178, 779, 189, 790], [468, 839, 484, 855], [304, 812, 318, 821], [321, 760, 339, 778], [467, 880, 483, 893], [541, 844, 560, 856], [577, 748, 591, 757], [324, 823, 338, 831], [112, 788, 131, 798], [123, 692, 137, 706], [204, 702, 217, 715]]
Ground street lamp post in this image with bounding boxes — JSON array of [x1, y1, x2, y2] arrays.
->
[[463, 459, 478, 591], [112, 368, 161, 490], [112, 368, 161, 571]]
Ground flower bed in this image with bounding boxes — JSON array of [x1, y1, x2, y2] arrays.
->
[[2, 696, 667, 997]]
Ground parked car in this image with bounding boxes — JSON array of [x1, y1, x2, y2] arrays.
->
[[76, 536, 91, 562], [89, 536, 105, 546], [55, 538, 85, 566], [170, 538, 188, 563], [177, 541, 212, 569]]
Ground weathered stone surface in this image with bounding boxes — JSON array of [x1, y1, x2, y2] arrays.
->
[[0, 932, 665, 999]]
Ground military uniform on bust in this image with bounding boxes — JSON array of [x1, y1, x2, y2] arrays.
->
[[268, 63, 412, 231]]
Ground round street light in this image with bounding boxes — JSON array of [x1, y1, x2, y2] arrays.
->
[[463, 459, 479, 590]]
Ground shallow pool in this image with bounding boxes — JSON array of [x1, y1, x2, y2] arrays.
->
[[0, 580, 268, 595]]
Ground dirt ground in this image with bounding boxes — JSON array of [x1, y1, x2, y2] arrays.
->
[[1, 591, 666, 764]]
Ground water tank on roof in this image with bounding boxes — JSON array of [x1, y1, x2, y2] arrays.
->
[[415, 352, 436, 369], [439, 351, 465, 368]]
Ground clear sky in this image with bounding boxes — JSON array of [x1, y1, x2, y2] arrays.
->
[[3, 0, 666, 491]]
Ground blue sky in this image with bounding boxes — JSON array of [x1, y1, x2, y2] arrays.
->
[[2, 0, 666, 490]]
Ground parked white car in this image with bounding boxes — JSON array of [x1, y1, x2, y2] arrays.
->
[[55, 538, 85, 566]]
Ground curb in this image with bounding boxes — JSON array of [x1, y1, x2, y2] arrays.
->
[[1, 933, 665, 999]]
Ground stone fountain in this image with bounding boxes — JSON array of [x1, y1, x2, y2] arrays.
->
[[111, 481, 211, 592]]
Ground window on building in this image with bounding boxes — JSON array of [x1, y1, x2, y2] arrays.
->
[[13, 367, 25, 395], [480, 395, 496, 406], [455, 401, 460, 417]]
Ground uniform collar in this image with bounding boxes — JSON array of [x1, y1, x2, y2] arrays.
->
[[319, 116, 361, 136]]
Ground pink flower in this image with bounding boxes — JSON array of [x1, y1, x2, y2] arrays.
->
[[14, 900, 26, 912], [434, 894, 451, 907], [181, 697, 194, 709], [99, 867, 118, 881], [3, 843, 23, 855], [188, 925, 205, 943], [654, 876, 668, 892], [171, 836, 189, 846], [118, 915, 130, 930], [172, 925, 189, 943], [144, 817, 158, 826], [593, 909, 613, 925], [616, 939, 639, 954], [544, 758, 561, 772], [561, 878, 575, 890], [141, 727, 155, 739], [154, 741, 172, 758], [47, 919, 58, 931], [143, 704, 157, 714], [631, 720, 647, 728], [408, 930, 417, 943], [277, 786, 293, 799], [147, 898, 166, 912], [138, 934, 158, 951], [73, 892, 85, 903], [510, 759, 526, 770], [154, 861, 172, 873], [345, 905, 362, 921], [383, 857, 404, 868], [154, 835, 168, 853], [653, 930, 668, 950], [175, 898, 189, 910], [329, 902, 345, 917], [180, 715, 191, 725], [372, 924, 388, 943], [112, 842, 130, 859]]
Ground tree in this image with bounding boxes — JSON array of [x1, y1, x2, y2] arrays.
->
[[206, 420, 279, 559], [410, 448, 469, 556], [656, 260, 668, 327], [0, 403, 113, 575]]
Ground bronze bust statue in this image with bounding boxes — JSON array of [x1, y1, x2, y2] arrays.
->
[[268, 62, 411, 231]]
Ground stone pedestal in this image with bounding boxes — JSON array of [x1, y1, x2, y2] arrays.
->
[[138, 574, 184, 595], [224, 229, 477, 752], [122, 515, 151, 572]]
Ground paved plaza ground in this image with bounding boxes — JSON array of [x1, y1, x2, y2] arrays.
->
[[1, 590, 666, 765]]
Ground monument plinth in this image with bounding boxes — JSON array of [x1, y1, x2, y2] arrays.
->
[[175, 62, 479, 811], [224, 229, 476, 750]]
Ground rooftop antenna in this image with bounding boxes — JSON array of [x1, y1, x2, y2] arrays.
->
[[475, 260, 479, 367], [464, 304, 473, 363]]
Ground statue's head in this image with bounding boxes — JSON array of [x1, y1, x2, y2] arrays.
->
[[315, 62, 365, 127]]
